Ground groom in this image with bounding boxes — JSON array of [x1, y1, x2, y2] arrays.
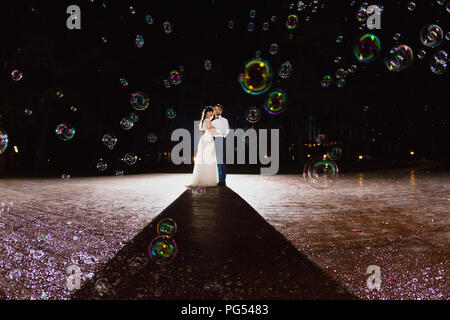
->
[[211, 104, 230, 186]]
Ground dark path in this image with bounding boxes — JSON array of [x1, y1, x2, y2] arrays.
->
[[72, 186, 356, 300]]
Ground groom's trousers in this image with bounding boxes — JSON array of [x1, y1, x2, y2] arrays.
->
[[214, 137, 226, 183]]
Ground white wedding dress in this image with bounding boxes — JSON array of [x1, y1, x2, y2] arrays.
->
[[187, 119, 219, 187]]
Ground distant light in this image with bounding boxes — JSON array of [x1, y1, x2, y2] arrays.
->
[[292, 156, 295, 160], [264, 155, 268, 158], [13, 146, 19, 153], [358, 155, 363, 160], [322, 154, 327, 160], [410, 150, 414, 155], [307, 154, 311, 158]]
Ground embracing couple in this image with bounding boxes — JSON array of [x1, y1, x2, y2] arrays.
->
[[187, 104, 230, 188]]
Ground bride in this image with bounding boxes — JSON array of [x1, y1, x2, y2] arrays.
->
[[187, 106, 219, 187]]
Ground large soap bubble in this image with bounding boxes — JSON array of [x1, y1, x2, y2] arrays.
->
[[420, 24, 443, 48], [238, 58, 273, 95], [384, 45, 414, 71]]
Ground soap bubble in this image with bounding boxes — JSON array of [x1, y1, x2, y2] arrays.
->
[[262, 22, 269, 31], [8, 269, 22, 281], [179, 65, 184, 72], [303, 158, 338, 189], [393, 33, 401, 41], [163, 22, 173, 34], [269, 43, 279, 55], [102, 133, 117, 149], [148, 235, 178, 264], [315, 134, 326, 144], [335, 68, 348, 78], [94, 278, 116, 298], [123, 153, 137, 165], [115, 170, 124, 176], [163, 79, 171, 88], [120, 118, 134, 130], [145, 15, 153, 24], [356, 8, 367, 22], [271, 16, 276, 22], [336, 35, 344, 43], [348, 64, 358, 73], [264, 90, 287, 115], [56, 91, 64, 98], [278, 61, 293, 78], [286, 14, 299, 29], [135, 35, 144, 48], [169, 70, 182, 85], [337, 78, 346, 88], [11, 70, 23, 81], [327, 146, 343, 160], [249, 9, 256, 18], [166, 107, 176, 119], [420, 24, 443, 48], [204, 60, 213, 70], [255, 50, 261, 58], [147, 133, 157, 143], [434, 50, 448, 62], [96, 160, 107, 171], [25, 108, 32, 116], [321, 75, 332, 88], [227, 20, 234, 29], [119, 78, 128, 86], [55, 123, 75, 141], [247, 22, 255, 32], [430, 59, 447, 74], [238, 58, 273, 95], [407, 2, 416, 11], [157, 218, 177, 237], [417, 50, 427, 59], [353, 33, 382, 62], [130, 92, 149, 111], [245, 106, 261, 123], [129, 6, 136, 14], [384, 45, 414, 72], [129, 112, 139, 123]]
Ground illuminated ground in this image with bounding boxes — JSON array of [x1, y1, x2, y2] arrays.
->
[[0, 171, 448, 299]]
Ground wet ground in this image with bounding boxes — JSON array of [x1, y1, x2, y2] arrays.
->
[[0, 170, 448, 299]]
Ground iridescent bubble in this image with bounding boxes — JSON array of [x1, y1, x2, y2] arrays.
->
[[262, 22, 269, 31], [384, 45, 414, 72], [264, 90, 287, 115], [11, 69, 23, 81], [94, 278, 116, 298], [238, 58, 273, 95], [204, 60, 213, 70], [163, 79, 171, 88], [130, 92, 149, 111], [169, 70, 182, 85], [25, 108, 32, 116], [336, 35, 344, 43], [157, 218, 177, 237], [163, 21, 173, 34], [56, 91, 64, 98], [286, 14, 299, 29], [334, 56, 342, 63], [135, 35, 144, 48], [166, 107, 176, 119], [315, 134, 326, 144], [120, 117, 134, 130], [420, 24, 444, 48], [123, 153, 137, 165], [247, 22, 255, 32], [129, 6, 136, 14], [255, 50, 261, 58], [245, 106, 261, 123], [148, 235, 178, 265], [147, 133, 157, 143], [327, 146, 343, 160], [356, 8, 367, 22], [227, 20, 234, 29], [119, 78, 128, 86], [55, 123, 75, 141], [335, 68, 348, 78], [446, 32, 450, 41], [129, 112, 139, 123], [101, 36, 107, 43], [96, 160, 107, 171], [249, 9, 256, 18], [337, 78, 346, 88], [430, 59, 447, 74], [70, 106, 77, 112], [145, 15, 154, 24], [303, 158, 338, 189], [61, 174, 70, 179], [393, 33, 401, 41], [434, 50, 448, 62], [288, 34, 294, 40], [417, 50, 427, 59], [348, 64, 358, 73], [179, 65, 184, 72], [278, 61, 293, 78], [115, 170, 124, 176], [102, 133, 117, 149], [321, 75, 332, 88], [353, 33, 382, 62], [271, 16, 276, 22], [407, 2, 416, 11], [269, 43, 279, 55]]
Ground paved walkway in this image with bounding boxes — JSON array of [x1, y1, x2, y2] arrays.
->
[[72, 186, 355, 299]]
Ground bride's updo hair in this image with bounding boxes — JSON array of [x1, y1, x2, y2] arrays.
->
[[199, 106, 214, 130]]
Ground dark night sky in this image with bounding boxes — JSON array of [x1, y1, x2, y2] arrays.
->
[[0, 0, 449, 176]]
